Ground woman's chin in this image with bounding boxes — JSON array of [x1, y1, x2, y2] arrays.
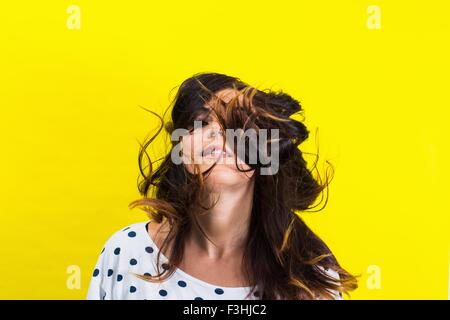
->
[[204, 165, 254, 189]]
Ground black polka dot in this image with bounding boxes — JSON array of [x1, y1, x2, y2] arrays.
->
[[159, 289, 168, 297], [177, 280, 187, 287], [93, 269, 99, 277], [215, 288, 224, 295], [144, 272, 151, 276], [145, 246, 154, 253], [107, 269, 113, 277], [254, 291, 260, 297], [128, 231, 136, 238], [130, 259, 137, 266], [114, 248, 121, 255], [161, 263, 170, 270], [194, 297, 203, 300], [130, 286, 137, 293], [117, 274, 123, 282]]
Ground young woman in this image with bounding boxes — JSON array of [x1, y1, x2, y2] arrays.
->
[[87, 72, 358, 300]]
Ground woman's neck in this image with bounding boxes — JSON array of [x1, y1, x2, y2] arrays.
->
[[187, 180, 255, 261]]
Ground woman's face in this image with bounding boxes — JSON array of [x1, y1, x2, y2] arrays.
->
[[180, 91, 255, 189]]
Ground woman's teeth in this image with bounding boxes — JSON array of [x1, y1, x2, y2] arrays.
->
[[205, 148, 230, 158]]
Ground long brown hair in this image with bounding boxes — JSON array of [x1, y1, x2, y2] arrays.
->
[[128, 72, 358, 299]]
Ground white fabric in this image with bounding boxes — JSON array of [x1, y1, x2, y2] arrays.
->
[[87, 221, 342, 300]]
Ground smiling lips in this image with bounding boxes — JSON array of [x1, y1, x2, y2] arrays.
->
[[202, 144, 232, 158]]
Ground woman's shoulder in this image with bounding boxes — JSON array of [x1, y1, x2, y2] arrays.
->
[[317, 265, 340, 280], [87, 220, 153, 300], [99, 221, 151, 254]]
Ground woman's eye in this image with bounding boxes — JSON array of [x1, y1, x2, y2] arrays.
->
[[194, 120, 210, 128]]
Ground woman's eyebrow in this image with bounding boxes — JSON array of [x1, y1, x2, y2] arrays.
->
[[194, 113, 213, 121]]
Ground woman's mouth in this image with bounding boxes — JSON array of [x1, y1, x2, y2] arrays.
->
[[202, 145, 232, 158]]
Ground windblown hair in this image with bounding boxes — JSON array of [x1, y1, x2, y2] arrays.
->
[[128, 72, 358, 299]]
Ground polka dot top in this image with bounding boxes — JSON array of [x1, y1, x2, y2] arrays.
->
[[87, 220, 342, 300]]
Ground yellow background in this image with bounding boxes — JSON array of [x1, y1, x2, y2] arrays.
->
[[0, 1, 448, 299]]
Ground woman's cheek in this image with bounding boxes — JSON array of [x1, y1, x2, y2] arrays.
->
[[181, 135, 202, 165]]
